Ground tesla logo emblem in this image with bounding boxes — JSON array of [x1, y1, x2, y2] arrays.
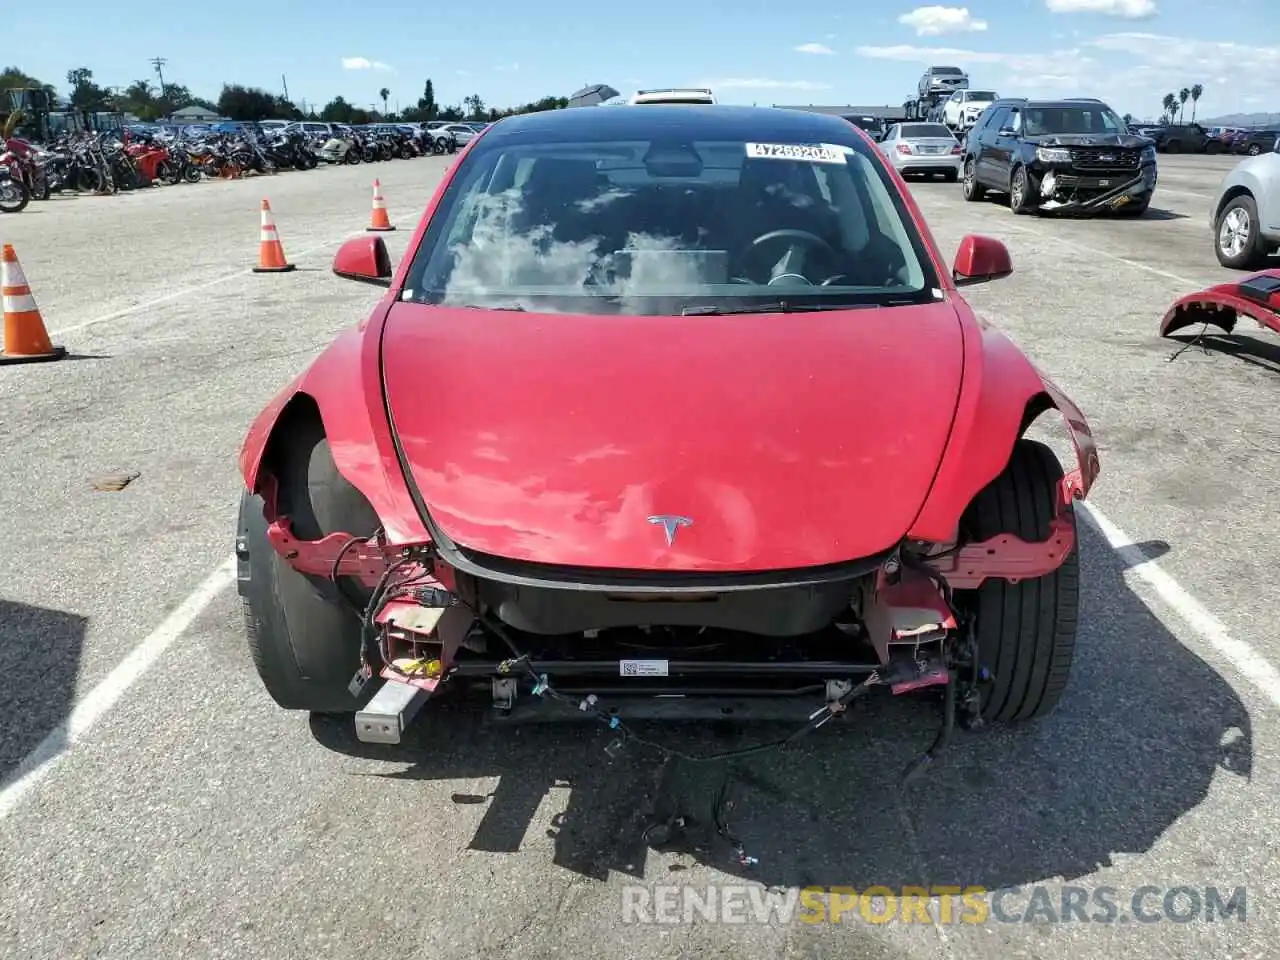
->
[[1100, 154, 1115, 161], [647, 515, 693, 546]]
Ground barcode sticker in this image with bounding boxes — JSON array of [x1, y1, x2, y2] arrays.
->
[[620, 659, 670, 677], [745, 142, 847, 164]]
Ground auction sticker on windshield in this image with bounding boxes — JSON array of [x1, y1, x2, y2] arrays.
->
[[745, 142, 847, 164]]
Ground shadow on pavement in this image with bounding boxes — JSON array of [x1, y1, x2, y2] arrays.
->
[[1135, 207, 1188, 221], [0, 600, 87, 782], [1166, 332, 1280, 375], [310, 519, 1252, 889]]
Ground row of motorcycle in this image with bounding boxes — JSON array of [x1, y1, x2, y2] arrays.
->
[[0, 124, 459, 213]]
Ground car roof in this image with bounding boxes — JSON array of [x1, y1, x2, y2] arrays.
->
[[991, 97, 1109, 109], [480, 104, 866, 144]]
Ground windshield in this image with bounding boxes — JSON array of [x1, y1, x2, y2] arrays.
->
[[966, 91, 996, 101], [900, 124, 954, 139], [404, 134, 936, 315], [1022, 105, 1126, 136]]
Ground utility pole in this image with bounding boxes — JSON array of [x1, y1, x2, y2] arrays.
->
[[281, 74, 290, 102], [150, 57, 168, 98]]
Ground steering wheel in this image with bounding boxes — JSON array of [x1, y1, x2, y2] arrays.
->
[[741, 229, 840, 285]]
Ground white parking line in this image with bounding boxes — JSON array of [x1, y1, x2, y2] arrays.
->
[[46, 231, 381, 338], [1078, 503, 1280, 709], [1002, 223, 1217, 289], [1157, 187, 1213, 200], [0, 556, 235, 821]]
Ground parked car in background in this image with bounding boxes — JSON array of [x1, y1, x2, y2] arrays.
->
[[435, 122, 479, 145], [1209, 139, 1280, 269], [942, 90, 998, 133], [628, 87, 717, 105], [1231, 129, 1280, 156], [879, 122, 962, 180], [917, 66, 969, 98], [842, 114, 886, 141], [961, 96, 1157, 215]]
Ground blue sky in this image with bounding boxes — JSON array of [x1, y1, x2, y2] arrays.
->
[[11, 0, 1277, 121]]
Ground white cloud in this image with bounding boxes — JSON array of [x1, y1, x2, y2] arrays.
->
[[897, 6, 988, 36], [341, 57, 392, 71], [1046, 0, 1157, 16], [495, 62, 520, 72], [794, 42, 834, 54], [704, 77, 832, 91], [857, 33, 1272, 117]]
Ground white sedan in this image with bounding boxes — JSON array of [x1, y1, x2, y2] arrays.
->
[[877, 122, 963, 181]]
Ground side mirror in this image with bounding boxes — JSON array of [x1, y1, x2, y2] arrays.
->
[[333, 235, 393, 287], [952, 234, 1013, 286]]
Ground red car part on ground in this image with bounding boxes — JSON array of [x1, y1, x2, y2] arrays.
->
[[1159, 269, 1280, 339]]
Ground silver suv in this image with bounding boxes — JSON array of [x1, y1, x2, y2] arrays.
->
[[918, 66, 970, 98]]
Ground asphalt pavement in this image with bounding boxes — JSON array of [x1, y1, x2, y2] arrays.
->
[[0, 151, 1275, 960]]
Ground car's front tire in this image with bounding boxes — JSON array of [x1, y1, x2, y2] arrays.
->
[[238, 420, 381, 714], [1008, 165, 1035, 215], [957, 439, 1079, 726], [1214, 194, 1271, 270]]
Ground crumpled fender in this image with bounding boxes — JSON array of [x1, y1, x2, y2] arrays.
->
[[238, 304, 429, 544], [908, 312, 1100, 543], [1159, 268, 1280, 338]]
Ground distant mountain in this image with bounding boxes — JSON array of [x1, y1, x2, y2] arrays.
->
[[1200, 112, 1280, 128]]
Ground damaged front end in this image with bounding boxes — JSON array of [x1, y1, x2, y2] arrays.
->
[[1026, 142, 1157, 215], [247, 452, 1083, 783]]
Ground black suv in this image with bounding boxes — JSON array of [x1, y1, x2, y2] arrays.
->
[[961, 97, 1157, 215]]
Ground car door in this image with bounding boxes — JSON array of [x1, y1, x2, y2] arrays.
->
[[944, 92, 962, 127], [985, 106, 1020, 187], [971, 106, 1009, 185]]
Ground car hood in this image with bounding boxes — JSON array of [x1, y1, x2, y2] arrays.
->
[[1026, 133, 1150, 149], [380, 301, 966, 572]]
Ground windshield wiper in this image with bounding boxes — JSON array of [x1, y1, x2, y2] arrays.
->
[[681, 300, 905, 316]]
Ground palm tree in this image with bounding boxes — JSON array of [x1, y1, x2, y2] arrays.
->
[[1178, 87, 1190, 123], [379, 87, 390, 116], [1161, 92, 1176, 123], [1190, 83, 1203, 122]]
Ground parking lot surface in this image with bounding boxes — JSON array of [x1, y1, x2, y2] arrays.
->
[[0, 152, 1275, 960]]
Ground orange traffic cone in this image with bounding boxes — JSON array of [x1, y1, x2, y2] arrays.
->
[[253, 199, 295, 273], [367, 179, 396, 232], [0, 244, 65, 365]]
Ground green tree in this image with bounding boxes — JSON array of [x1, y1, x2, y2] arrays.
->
[[66, 67, 110, 111], [463, 94, 486, 120], [1161, 92, 1176, 123], [1190, 83, 1203, 122], [379, 87, 390, 115], [402, 78, 438, 122], [217, 83, 291, 121], [1178, 86, 1190, 123], [0, 66, 55, 98], [320, 96, 354, 123]]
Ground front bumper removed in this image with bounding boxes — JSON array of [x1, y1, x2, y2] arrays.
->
[[1159, 269, 1280, 338]]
